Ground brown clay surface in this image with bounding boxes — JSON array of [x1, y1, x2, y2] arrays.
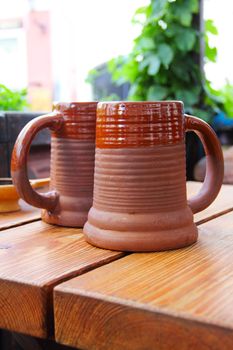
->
[[84, 144, 197, 251], [84, 102, 223, 251], [42, 138, 95, 227], [11, 102, 97, 227]]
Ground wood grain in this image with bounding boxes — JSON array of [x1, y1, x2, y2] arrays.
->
[[0, 221, 124, 338], [0, 200, 40, 230], [0, 181, 232, 344], [188, 181, 233, 224], [54, 212, 233, 350]]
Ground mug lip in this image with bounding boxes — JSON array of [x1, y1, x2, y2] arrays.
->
[[98, 100, 184, 106], [53, 101, 98, 112]]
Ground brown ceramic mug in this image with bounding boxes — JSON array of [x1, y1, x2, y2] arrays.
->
[[11, 102, 97, 227], [83, 101, 224, 251]]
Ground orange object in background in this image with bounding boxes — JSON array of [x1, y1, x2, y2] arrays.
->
[[26, 10, 53, 111], [0, 7, 53, 112], [0, 177, 50, 213]]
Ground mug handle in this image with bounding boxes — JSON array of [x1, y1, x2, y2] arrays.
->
[[185, 114, 224, 214], [11, 112, 64, 211]]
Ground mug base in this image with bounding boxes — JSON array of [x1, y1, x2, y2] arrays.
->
[[83, 221, 198, 252], [41, 209, 88, 228]]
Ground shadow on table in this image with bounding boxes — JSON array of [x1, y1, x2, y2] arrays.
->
[[0, 330, 77, 350]]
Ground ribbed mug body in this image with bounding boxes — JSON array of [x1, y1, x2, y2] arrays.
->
[[42, 102, 97, 227], [84, 101, 197, 251]]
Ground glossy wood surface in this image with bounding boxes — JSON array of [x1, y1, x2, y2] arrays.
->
[[0, 200, 40, 230], [0, 182, 233, 347], [0, 221, 123, 338], [188, 181, 233, 223], [54, 211, 233, 350]]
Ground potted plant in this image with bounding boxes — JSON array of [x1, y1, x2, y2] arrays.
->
[[88, 0, 233, 179]]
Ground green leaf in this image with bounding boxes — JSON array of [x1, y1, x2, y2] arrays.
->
[[192, 108, 210, 121], [172, 0, 199, 15], [158, 43, 174, 67], [165, 23, 180, 38], [147, 85, 168, 100], [128, 84, 139, 97], [172, 0, 198, 26], [120, 59, 139, 83], [175, 89, 199, 106], [132, 6, 148, 25], [175, 29, 196, 51], [137, 37, 155, 50], [180, 11, 192, 26], [151, 0, 167, 18], [171, 64, 190, 82], [0, 84, 28, 111], [100, 93, 120, 102], [189, 0, 199, 13], [108, 58, 117, 72], [134, 6, 148, 15], [205, 44, 217, 62], [147, 55, 161, 75], [139, 56, 150, 71], [205, 19, 218, 35], [219, 83, 233, 117], [128, 84, 143, 101]]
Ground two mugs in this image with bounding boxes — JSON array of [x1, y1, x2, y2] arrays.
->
[[11, 101, 224, 252]]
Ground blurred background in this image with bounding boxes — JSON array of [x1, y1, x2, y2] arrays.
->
[[0, 0, 146, 110], [0, 0, 233, 182], [0, 0, 232, 109]]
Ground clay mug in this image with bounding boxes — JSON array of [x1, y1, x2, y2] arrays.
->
[[84, 101, 224, 251], [11, 102, 97, 227]]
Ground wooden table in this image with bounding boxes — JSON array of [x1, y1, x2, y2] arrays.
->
[[1, 182, 233, 350]]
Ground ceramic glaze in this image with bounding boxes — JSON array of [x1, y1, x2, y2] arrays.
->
[[11, 102, 97, 227], [84, 101, 224, 251], [96, 101, 184, 148]]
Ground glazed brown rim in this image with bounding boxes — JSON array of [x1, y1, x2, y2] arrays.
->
[[53, 102, 98, 113], [97, 100, 184, 110], [98, 100, 184, 104], [97, 101, 184, 115]]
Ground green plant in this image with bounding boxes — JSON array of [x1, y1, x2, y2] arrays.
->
[[203, 77, 233, 118], [219, 84, 233, 117], [0, 84, 28, 111], [87, 0, 233, 121], [107, 0, 221, 120]]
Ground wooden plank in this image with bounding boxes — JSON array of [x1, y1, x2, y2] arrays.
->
[[54, 212, 233, 350], [0, 200, 41, 230], [0, 181, 231, 342], [188, 181, 233, 224], [0, 221, 124, 338]]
